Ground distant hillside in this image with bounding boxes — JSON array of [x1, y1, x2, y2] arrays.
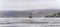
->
[[0, 11, 30, 17], [45, 12, 60, 17], [32, 9, 60, 17], [0, 9, 60, 17]]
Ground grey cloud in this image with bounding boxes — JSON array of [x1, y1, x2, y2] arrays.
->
[[0, 0, 57, 10]]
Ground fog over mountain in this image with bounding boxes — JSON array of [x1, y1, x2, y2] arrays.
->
[[0, 9, 60, 17]]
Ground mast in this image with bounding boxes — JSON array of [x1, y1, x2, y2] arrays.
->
[[29, 11, 32, 18]]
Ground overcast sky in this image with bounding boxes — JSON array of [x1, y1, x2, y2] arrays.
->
[[0, 0, 59, 11]]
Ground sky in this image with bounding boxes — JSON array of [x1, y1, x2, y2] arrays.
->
[[0, 0, 59, 11]]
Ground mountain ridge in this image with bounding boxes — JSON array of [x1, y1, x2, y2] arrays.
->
[[0, 9, 60, 17]]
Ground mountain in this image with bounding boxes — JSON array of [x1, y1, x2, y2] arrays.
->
[[0, 9, 60, 17], [31, 9, 60, 17], [0, 11, 30, 17]]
